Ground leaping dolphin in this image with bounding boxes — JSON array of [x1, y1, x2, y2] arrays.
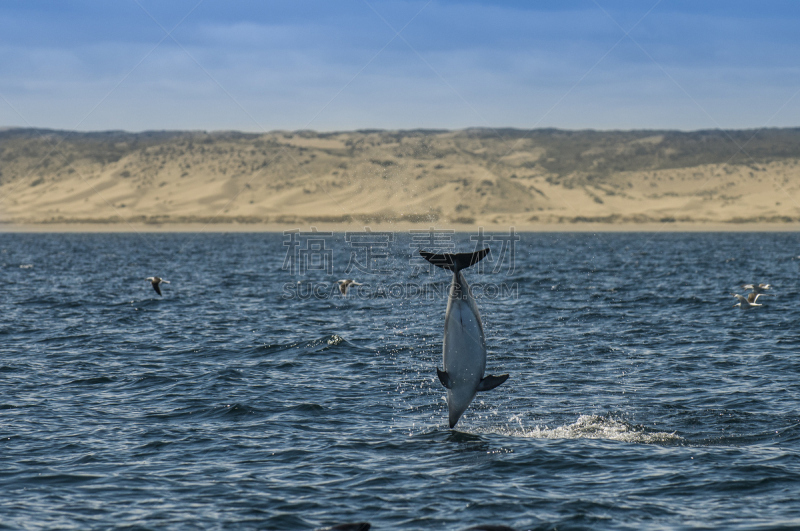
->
[[420, 248, 509, 428]]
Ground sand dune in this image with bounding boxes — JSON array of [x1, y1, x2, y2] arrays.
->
[[1, 127, 800, 229]]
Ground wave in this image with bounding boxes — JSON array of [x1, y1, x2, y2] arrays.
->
[[142, 402, 261, 421], [121, 374, 183, 389], [66, 376, 115, 386], [697, 421, 800, 447], [250, 334, 376, 356], [287, 402, 326, 413], [493, 414, 683, 444]]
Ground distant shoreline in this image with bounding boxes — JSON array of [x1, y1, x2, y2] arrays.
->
[[3, 128, 800, 237], [2, 221, 799, 233]]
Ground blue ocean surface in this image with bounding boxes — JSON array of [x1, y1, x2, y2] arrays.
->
[[1, 231, 799, 530]]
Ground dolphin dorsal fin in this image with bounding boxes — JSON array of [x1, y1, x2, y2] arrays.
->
[[436, 368, 452, 389], [419, 248, 490, 272], [476, 373, 509, 392]]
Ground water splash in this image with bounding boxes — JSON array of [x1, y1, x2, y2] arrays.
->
[[327, 334, 345, 346], [494, 414, 682, 444]]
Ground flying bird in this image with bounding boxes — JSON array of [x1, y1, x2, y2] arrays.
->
[[732, 292, 762, 310], [146, 276, 170, 296], [742, 283, 771, 295], [337, 279, 362, 295]]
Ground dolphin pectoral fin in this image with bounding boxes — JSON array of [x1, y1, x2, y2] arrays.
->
[[436, 367, 452, 389], [477, 373, 509, 392]]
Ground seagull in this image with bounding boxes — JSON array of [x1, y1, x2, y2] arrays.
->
[[742, 283, 771, 295], [732, 292, 762, 310], [337, 279, 362, 295], [146, 276, 170, 296]]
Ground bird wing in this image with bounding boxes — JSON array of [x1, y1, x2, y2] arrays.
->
[[153, 283, 162, 296]]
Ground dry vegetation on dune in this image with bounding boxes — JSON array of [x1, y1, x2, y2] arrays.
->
[[2, 127, 800, 227]]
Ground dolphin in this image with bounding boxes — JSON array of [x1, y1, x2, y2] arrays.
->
[[420, 248, 509, 428]]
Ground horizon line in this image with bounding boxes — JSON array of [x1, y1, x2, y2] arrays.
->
[[3, 125, 800, 136]]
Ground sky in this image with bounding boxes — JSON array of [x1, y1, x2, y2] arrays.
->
[[1, 0, 800, 133]]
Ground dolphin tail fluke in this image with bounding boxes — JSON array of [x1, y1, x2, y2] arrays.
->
[[436, 367, 452, 389], [419, 248, 490, 272], [476, 373, 509, 392]]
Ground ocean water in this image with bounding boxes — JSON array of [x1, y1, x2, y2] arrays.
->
[[1, 231, 799, 530]]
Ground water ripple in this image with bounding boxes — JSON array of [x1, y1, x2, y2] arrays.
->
[[1, 232, 800, 529]]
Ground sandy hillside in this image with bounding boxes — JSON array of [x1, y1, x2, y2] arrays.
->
[[1, 127, 800, 228]]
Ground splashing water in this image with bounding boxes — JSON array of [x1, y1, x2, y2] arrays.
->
[[497, 414, 683, 444]]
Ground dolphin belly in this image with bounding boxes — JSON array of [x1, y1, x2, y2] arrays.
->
[[419, 248, 509, 429], [442, 275, 488, 428], [443, 299, 486, 387]]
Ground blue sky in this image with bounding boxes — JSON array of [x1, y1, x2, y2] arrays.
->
[[1, 0, 799, 132]]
